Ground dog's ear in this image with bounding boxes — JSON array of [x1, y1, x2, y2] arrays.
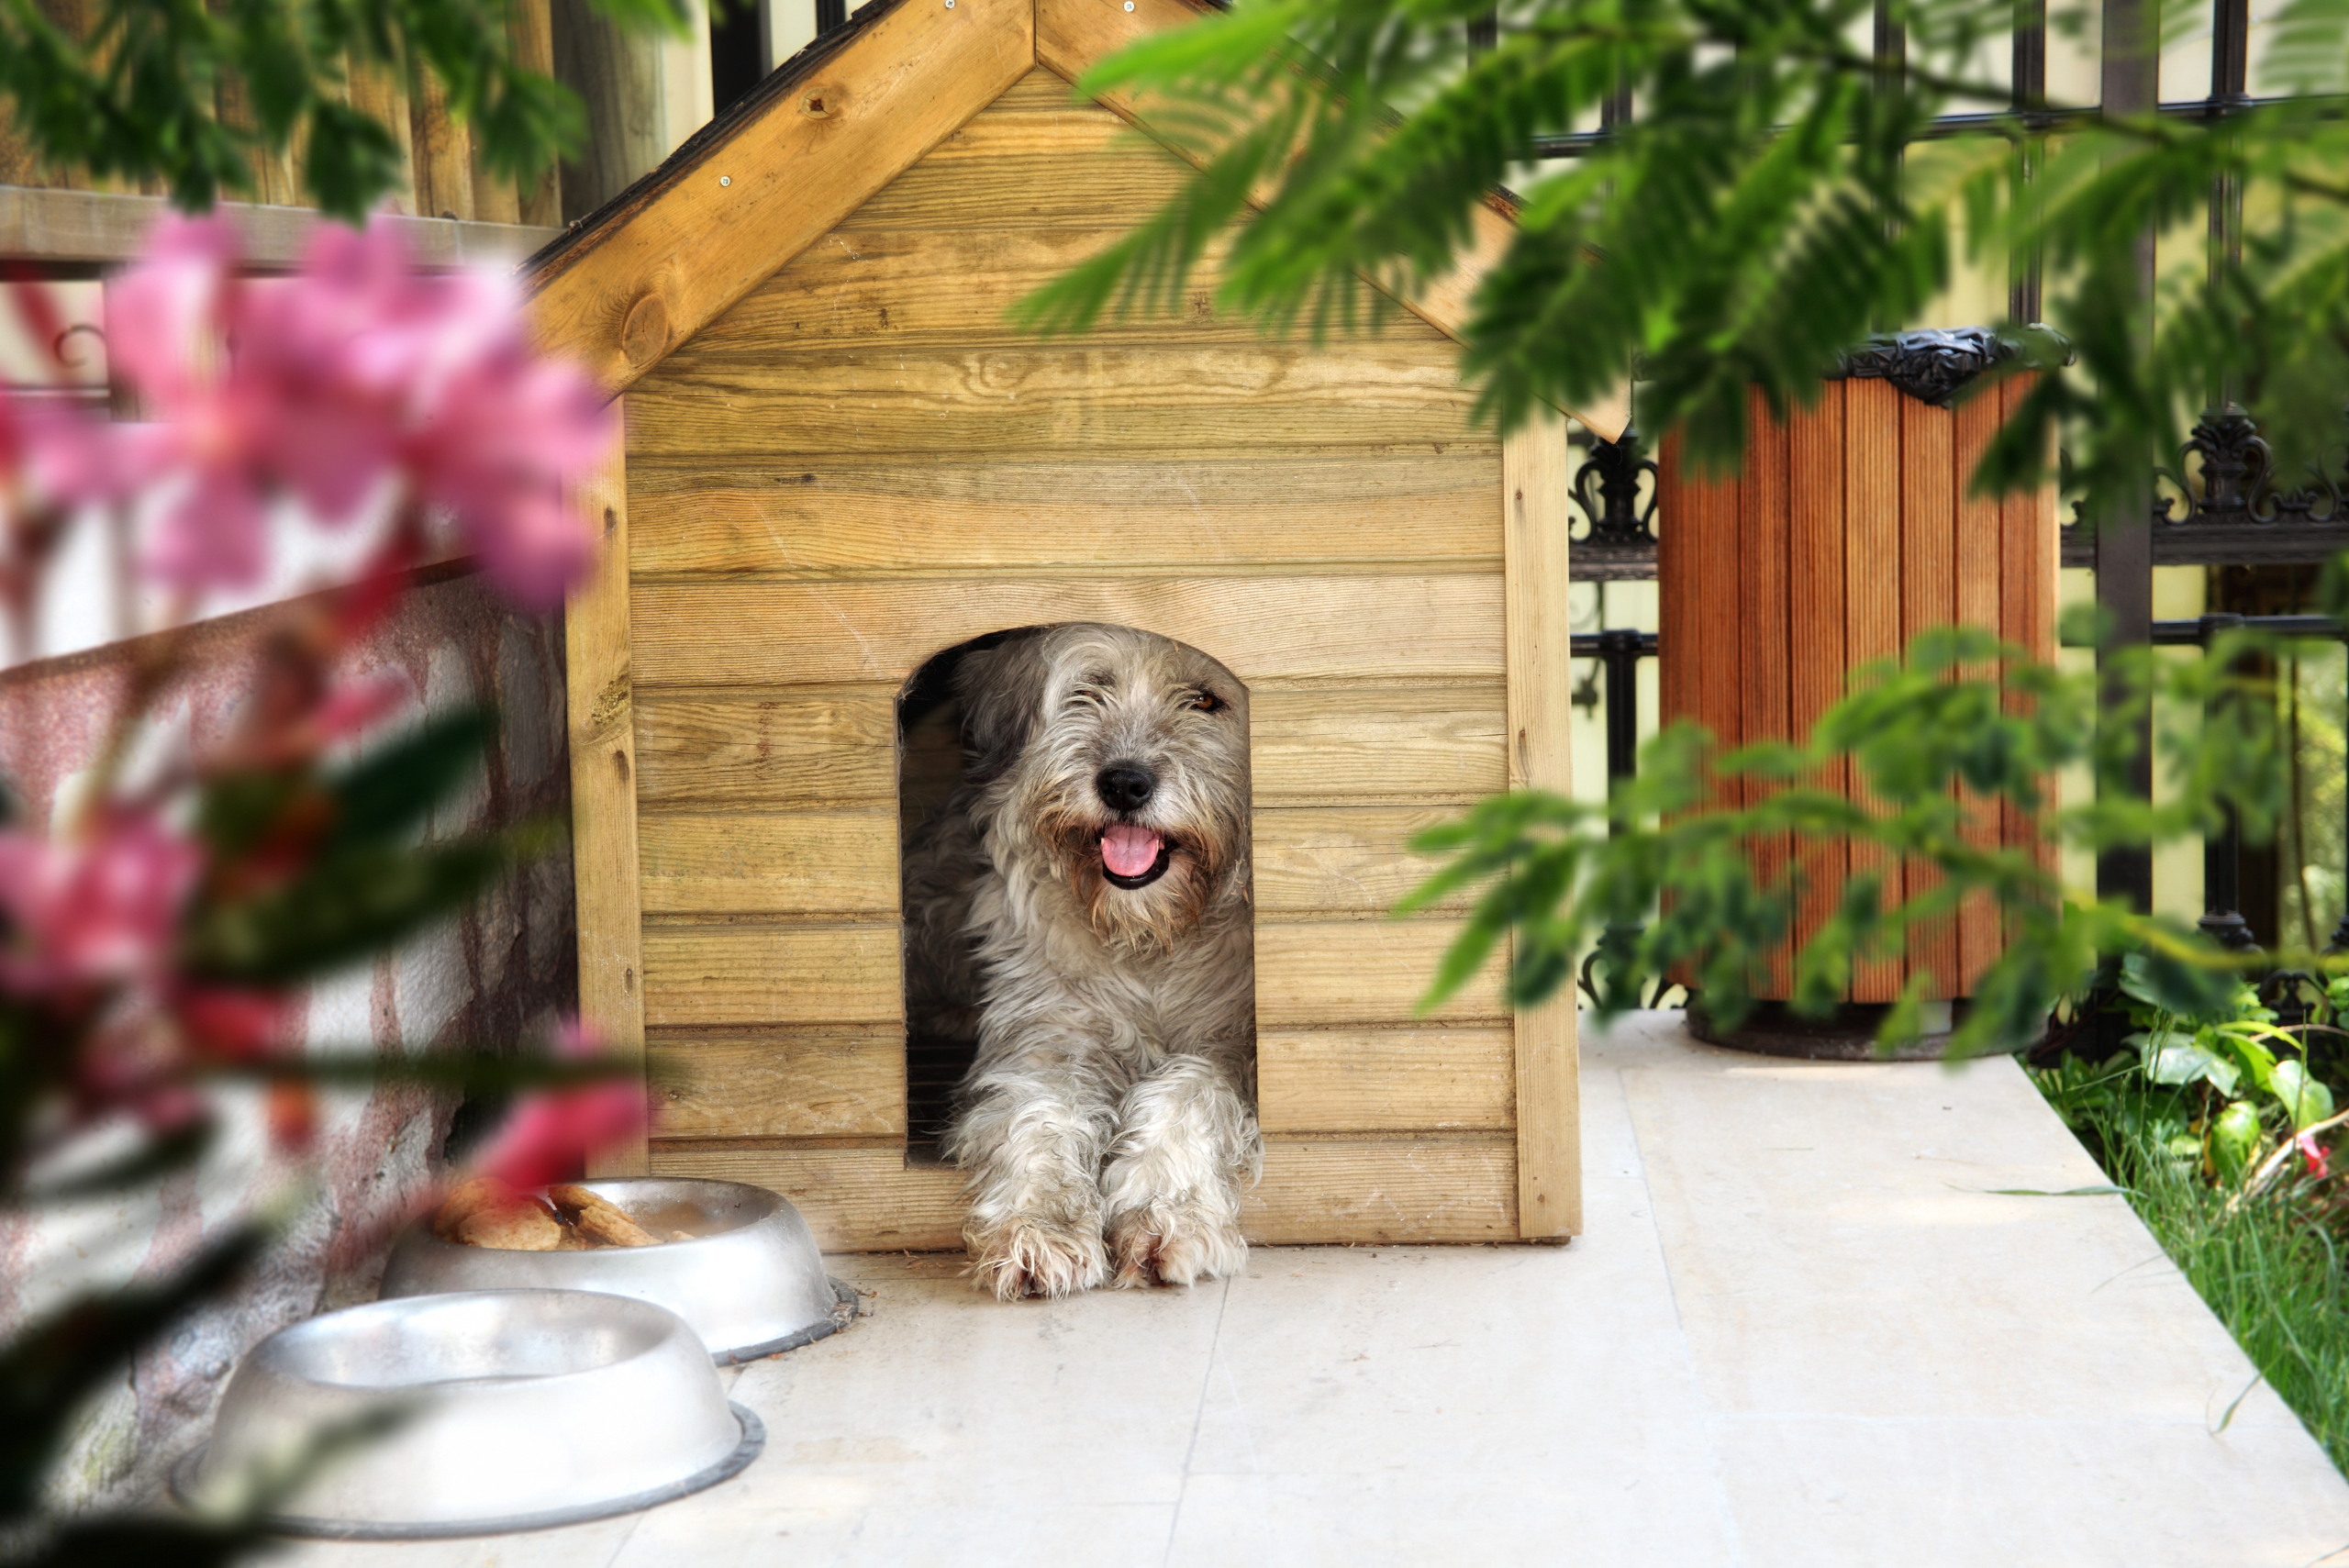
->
[[953, 631, 1051, 774]]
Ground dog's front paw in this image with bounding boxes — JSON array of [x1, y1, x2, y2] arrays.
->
[[966, 1217, 1109, 1301], [1108, 1202, 1246, 1289]]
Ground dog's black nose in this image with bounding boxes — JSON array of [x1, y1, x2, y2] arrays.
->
[[1096, 762, 1156, 812]]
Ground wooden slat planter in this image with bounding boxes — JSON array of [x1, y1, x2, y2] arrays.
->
[[1658, 373, 2057, 1006]]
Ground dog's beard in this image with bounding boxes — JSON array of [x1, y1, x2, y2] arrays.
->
[[1033, 801, 1227, 950]]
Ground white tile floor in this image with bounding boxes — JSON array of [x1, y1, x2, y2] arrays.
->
[[277, 1011, 2349, 1567]]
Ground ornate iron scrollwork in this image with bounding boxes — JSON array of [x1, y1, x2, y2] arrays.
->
[[1568, 423, 1660, 547], [2061, 400, 2349, 566]]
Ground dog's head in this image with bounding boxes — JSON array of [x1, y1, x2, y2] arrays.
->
[[959, 623, 1250, 948]]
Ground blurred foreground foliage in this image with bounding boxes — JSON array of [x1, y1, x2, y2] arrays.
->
[[1405, 619, 2309, 1057], [0, 0, 691, 219]]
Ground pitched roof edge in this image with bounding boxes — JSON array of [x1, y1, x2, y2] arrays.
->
[[520, 0, 917, 291]]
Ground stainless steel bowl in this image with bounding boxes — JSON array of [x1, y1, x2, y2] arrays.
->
[[378, 1178, 846, 1363], [173, 1289, 760, 1539]]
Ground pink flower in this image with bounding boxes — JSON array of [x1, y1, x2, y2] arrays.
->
[[2297, 1130, 2329, 1178], [0, 815, 202, 994], [468, 1022, 649, 1190], [94, 213, 614, 606]]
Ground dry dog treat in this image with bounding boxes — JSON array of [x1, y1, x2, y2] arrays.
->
[[451, 1197, 568, 1251], [547, 1184, 661, 1248], [433, 1175, 517, 1240]]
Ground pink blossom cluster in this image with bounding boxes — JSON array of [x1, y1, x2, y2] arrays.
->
[[11, 215, 615, 610]]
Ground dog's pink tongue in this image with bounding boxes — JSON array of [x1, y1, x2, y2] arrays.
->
[[1100, 825, 1163, 878]]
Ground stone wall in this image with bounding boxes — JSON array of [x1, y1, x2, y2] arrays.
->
[[0, 566, 576, 1510]]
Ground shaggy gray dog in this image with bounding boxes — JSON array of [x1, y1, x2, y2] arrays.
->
[[903, 623, 1258, 1299]]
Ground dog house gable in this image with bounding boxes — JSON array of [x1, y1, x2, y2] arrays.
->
[[540, 0, 1587, 1250]]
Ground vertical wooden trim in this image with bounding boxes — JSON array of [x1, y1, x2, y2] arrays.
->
[[348, 59, 418, 216], [1740, 388, 1794, 994], [1658, 425, 1742, 996], [510, 0, 562, 228], [2001, 373, 2060, 882], [1503, 408, 1579, 1240], [568, 406, 647, 1177], [1844, 379, 1904, 1000], [1899, 395, 1958, 998], [411, 69, 476, 221], [1787, 383, 1849, 995], [1954, 387, 2005, 991]]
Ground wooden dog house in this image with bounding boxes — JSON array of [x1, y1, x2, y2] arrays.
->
[[532, 0, 1618, 1250]]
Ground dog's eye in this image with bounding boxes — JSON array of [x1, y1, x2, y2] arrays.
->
[[1189, 690, 1223, 713]]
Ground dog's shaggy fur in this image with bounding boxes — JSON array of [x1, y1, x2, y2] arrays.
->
[[903, 623, 1259, 1300]]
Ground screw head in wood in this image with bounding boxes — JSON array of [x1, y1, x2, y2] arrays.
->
[[718, 175, 731, 186]]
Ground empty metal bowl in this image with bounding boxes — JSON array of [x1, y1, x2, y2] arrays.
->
[[379, 1178, 847, 1363], [173, 1289, 759, 1539]]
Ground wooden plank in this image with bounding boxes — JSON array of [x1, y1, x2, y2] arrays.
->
[[2001, 373, 2060, 883], [1257, 1027, 1514, 1132], [638, 809, 899, 914], [347, 59, 419, 215], [648, 1027, 904, 1138], [1740, 388, 1794, 996], [1255, 917, 1510, 1027], [410, 68, 476, 220], [1245, 1133, 1518, 1243], [630, 339, 1481, 459], [565, 413, 648, 1177], [1030, 0, 1628, 441], [842, 147, 1194, 233], [1787, 383, 1849, 995], [526, 0, 1034, 395], [1899, 394, 1959, 999], [1251, 684, 1507, 805], [649, 1130, 1517, 1249], [629, 573, 1508, 687], [640, 921, 902, 1028], [1954, 385, 2006, 992], [626, 451, 1502, 578], [628, 450, 1488, 567], [686, 223, 1253, 350], [509, 0, 562, 228], [1843, 378, 1906, 1001], [1250, 805, 1477, 915], [648, 1141, 966, 1251], [632, 688, 898, 806], [1500, 407, 1579, 1239]]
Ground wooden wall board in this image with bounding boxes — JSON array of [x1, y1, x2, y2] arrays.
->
[[1245, 1133, 1519, 1243], [649, 1027, 906, 1138], [624, 451, 1502, 577], [1843, 379, 1906, 1001], [2000, 373, 2060, 882], [1501, 408, 1579, 1238], [1249, 806, 1475, 916], [566, 419, 648, 1179], [638, 809, 900, 915], [1255, 1027, 1515, 1132], [628, 341, 1480, 459], [1254, 918, 1510, 1027], [1250, 684, 1507, 805], [640, 921, 903, 1028], [1787, 384, 1849, 986], [632, 688, 900, 805], [628, 574, 1508, 687]]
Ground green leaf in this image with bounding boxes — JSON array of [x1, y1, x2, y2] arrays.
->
[[2211, 1099, 2263, 1182], [2269, 1060, 2337, 1131], [2146, 1038, 2240, 1096]]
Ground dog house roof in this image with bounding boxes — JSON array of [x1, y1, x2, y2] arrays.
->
[[518, 0, 1627, 440]]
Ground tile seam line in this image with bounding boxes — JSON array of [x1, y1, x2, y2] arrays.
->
[[1163, 1271, 1235, 1568], [1620, 1060, 1753, 1568]]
